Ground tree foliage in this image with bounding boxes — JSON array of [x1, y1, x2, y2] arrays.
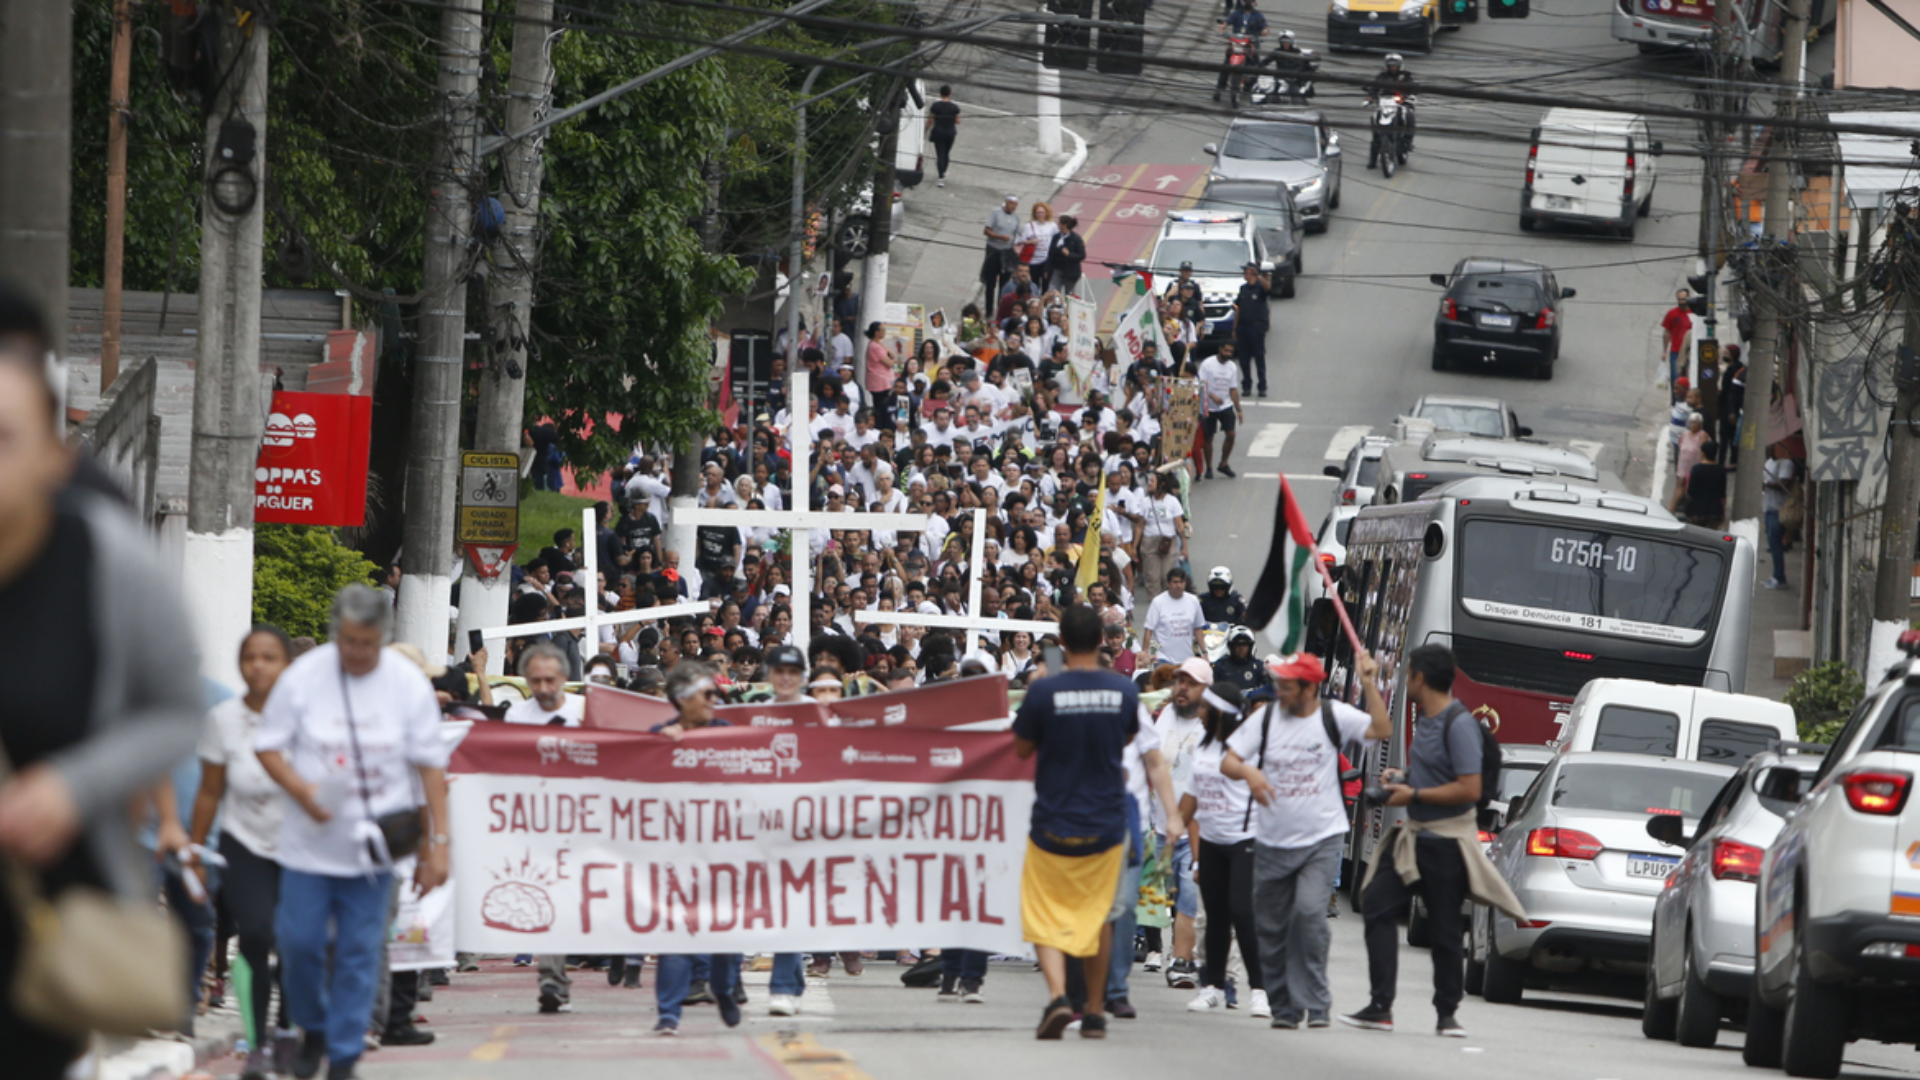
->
[[252, 525, 381, 641], [1784, 660, 1866, 744]]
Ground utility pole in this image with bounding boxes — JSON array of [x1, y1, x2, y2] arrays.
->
[[858, 80, 906, 342], [1727, 0, 1808, 527], [395, 0, 484, 655], [100, 0, 133, 389], [1871, 200, 1920, 674], [458, 0, 552, 675], [0, 0, 72, 360], [183, 3, 268, 691], [664, 155, 725, 566]]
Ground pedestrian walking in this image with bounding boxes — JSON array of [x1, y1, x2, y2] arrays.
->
[[188, 626, 299, 1078], [1049, 215, 1088, 297], [1682, 440, 1728, 528], [1342, 644, 1524, 1039], [1762, 444, 1796, 589], [1718, 345, 1746, 468], [1015, 201, 1061, 284], [255, 585, 452, 1080], [650, 661, 745, 1035], [1197, 344, 1242, 479], [927, 85, 961, 186], [1221, 651, 1389, 1029], [1659, 289, 1693, 386], [981, 194, 1021, 301], [0, 284, 206, 1080], [1178, 683, 1266, 1017], [1153, 660, 1214, 990], [1232, 263, 1271, 398], [1014, 605, 1143, 1040]]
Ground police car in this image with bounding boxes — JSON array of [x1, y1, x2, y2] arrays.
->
[[1148, 211, 1288, 344]]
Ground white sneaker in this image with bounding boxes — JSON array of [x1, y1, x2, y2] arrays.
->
[[1143, 951, 1164, 973], [1187, 987, 1227, 1012], [768, 994, 799, 1017], [1250, 989, 1272, 1019]]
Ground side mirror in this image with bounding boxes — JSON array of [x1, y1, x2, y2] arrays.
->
[[1260, 260, 1275, 274], [1327, 142, 1342, 158], [1328, 132, 1340, 146], [1323, 464, 1344, 478], [1650, 139, 1665, 156], [1429, 273, 1449, 287], [1559, 287, 1577, 299], [1515, 426, 1534, 438], [1646, 813, 1688, 848], [1203, 142, 1220, 156]]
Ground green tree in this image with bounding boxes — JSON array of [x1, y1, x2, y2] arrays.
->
[[253, 525, 380, 641], [1784, 660, 1866, 744]]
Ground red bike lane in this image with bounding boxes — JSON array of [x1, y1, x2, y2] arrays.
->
[[1047, 164, 1209, 327]]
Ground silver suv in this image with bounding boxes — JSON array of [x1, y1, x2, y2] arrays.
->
[[1203, 111, 1343, 233]]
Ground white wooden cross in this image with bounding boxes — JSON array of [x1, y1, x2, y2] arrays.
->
[[674, 369, 929, 655], [476, 506, 712, 655], [850, 508, 1059, 656]]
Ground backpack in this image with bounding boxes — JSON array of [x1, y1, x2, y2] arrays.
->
[[1241, 700, 1345, 832], [1439, 705, 1502, 809]]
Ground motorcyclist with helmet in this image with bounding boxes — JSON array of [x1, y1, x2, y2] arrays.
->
[[1368, 53, 1416, 150], [1256, 29, 1317, 101], [1211, 626, 1271, 694], [1214, 0, 1268, 103], [1199, 566, 1247, 625]]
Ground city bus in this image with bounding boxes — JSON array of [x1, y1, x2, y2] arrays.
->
[[1312, 474, 1755, 896], [1611, 0, 1785, 62]]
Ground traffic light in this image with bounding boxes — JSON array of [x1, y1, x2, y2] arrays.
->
[[1684, 273, 1710, 315], [1044, 0, 1092, 70], [1488, 0, 1529, 18], [1095, 0, 1147, 75]]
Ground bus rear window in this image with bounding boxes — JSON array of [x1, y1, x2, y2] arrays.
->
[[1458, 520, 1725, 645], [1593, 705, 1680, 756], [1697, 720, 1779, 765]]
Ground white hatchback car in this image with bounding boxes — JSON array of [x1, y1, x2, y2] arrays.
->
[[1468, 752, 1733, 1003], [1643, 749, 1822, 1048]]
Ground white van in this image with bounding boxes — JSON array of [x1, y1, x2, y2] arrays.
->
[[1520, 108, 1662, 240], [1554, 678, 1795, 766]]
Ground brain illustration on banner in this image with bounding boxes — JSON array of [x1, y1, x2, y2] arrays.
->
[[482, 874, 559, 933]]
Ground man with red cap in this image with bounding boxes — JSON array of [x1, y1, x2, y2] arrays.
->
[[1220, 650, 1388, 1029]]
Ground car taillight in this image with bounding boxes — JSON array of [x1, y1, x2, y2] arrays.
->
[[1624, 151, 1636, 200], [1476, 830, 1493, 843], [1525, 143, 1538, 188], [1535, 308, 1556, 330], [1341, 487, 1356, 505], [1319, 552, 1336, 565], [1711, 838, 1764, 882], [1526, 827, 1604, 860], [1442, 297, 1459, 320], [1842, 770, 1912, 815], [1563, 650, 1593, 661]]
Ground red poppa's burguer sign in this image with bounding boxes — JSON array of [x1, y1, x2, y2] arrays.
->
[[449, 724, 1035, 954], [253, 391, 372, 526]]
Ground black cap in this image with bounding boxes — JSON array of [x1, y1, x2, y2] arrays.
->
[[1244, 261, 1263, 271], [1179, 260, 1194, 270], [766, 644, 806, 671]]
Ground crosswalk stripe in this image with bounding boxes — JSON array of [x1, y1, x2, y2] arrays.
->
[[1246, 423, 1296, 458], [1323, 425, 1372, 462]]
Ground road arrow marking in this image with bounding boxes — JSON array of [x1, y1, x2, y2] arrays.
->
[[1155, 173, 1182, 190]]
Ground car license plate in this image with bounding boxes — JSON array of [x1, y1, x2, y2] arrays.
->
[[1543, 194, 1571, 210], [1478, 313, 1515, 329], [1359, 23, 1388, 32], [1626, 853, 1680, 880]]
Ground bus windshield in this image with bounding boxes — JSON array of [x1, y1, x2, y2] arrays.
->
[[1457, 519, 1725, 645]]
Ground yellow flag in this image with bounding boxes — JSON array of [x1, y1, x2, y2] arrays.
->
[[1077, 473, 1106, 591]]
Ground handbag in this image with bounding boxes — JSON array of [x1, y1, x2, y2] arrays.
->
[[1, 743, 188, 1038], [1017, 240, 1037, 263], [340, 667, 425, 865], [1780, 481, 1806, 531]]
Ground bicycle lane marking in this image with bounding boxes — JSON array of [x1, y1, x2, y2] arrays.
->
[[1067, 166, 1208, 329]]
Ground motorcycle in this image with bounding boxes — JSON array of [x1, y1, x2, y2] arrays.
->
[[1201, 621, 1234, 664], [1222, 33, 1254, 109], [1367, 92, 1412, 178], [1248, 50, 1318, 107]]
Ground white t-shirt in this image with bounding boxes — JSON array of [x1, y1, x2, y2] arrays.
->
[[1198, 357, 1239, 413], [1184, 740, 1254, 845], [1155, 703, 1207, 797], [1225, 699, 1376, 849], [198, 697, 285, 858], [1145, 591, 1206, 662], [254, 645, 453, 877], [1123, 704, 1164, 829], [1140, 494, 1183, 539], [503, 692, 585, 728]]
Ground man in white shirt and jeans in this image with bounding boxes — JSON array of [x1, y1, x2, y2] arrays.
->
[[1143, 566, 1206, 665], [1222, 651, 1388, 1029], [255, 585, 451, 1080], [1196, 344, 1244, 479]]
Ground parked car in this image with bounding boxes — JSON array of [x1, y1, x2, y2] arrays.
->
[[1404, 393, 1530, 440], [832, 181, 906, 259], [1521, 108, 1662, 240], [1321, 433, 1393, 507], [1643, 749, 1822, 1048], [1747, 657, 1920, 1076], [1203, 111, 1343, 233], [1468, 752, 1734, 1003], [1555, 678, 1797, 765], [1193, 180, 1305, 299], [1429, 257, 1575, 379]]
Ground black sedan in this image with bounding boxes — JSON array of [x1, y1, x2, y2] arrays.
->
[[1429, 256, 1575, 379], [1193, 180, 1305, 299]]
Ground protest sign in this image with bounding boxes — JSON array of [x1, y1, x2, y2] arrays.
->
[[387, 856, 456, 972], [1160, 377, 1202, 461], [450, 725, 1034, 954]]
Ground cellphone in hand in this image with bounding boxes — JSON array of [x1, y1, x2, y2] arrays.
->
[[469, 628, 486, 654]]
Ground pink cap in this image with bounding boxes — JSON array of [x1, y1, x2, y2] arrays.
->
[[1176, 657, 1214, 686]]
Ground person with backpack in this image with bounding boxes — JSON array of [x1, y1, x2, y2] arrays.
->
[[1340, 644, 1523, 1040], [1220, 651, 1389, 1029]]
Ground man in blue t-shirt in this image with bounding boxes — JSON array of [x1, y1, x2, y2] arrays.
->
[[1342, 644, 1484, 1039], [1013, 605, 1138, 1041]]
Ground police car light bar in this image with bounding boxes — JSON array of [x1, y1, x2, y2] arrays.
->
[[1169, 210, 1247, 224]]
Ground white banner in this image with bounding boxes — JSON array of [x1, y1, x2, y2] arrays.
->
[[450, 725, 1034, 954]]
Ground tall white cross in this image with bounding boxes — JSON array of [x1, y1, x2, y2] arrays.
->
[[674, 370, 929, 655], [477, 506, 711, 656]]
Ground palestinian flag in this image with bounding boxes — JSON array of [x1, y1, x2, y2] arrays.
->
[[1111, 265, 1154, 295], [1245, 475, 1320, 653]]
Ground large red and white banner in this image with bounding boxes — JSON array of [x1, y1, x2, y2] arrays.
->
[[450, 724, 1035, 954]]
